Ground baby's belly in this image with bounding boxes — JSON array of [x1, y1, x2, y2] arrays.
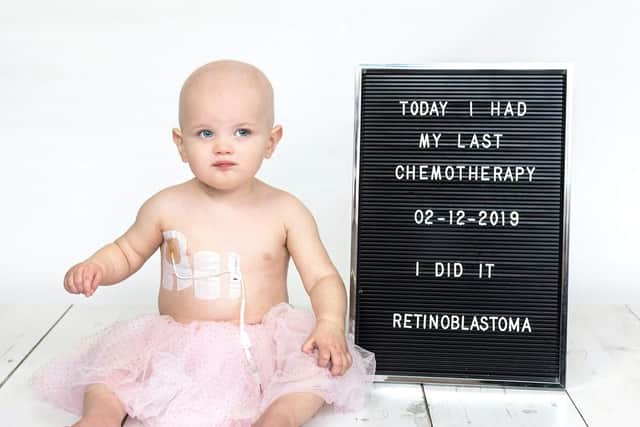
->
[[157, 275, 289, 325]]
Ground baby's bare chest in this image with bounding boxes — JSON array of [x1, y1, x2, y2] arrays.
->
[[157, 208, 289, 321], [161, 208, 288, 273]]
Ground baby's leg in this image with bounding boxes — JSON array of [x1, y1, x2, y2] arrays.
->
[[253, 392, 325, 427], [67, 383, 128, 427]]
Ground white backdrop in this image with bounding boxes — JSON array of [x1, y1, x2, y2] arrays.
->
[[1, 0, 638, 309]]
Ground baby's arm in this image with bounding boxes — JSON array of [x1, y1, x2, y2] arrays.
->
[[64, 194, 164, 296], [284, 193, 353, 375]]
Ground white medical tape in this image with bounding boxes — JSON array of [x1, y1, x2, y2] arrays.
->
[[162, 230, 192, 290], [193, 251, 221, 299]]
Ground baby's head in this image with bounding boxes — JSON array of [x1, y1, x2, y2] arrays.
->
[[172, 60, 282, 193]]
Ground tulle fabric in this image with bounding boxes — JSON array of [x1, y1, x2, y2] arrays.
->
[[30, 303, 376, 427]]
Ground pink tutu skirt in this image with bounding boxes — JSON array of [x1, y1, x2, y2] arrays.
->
[[30, 303, 376, 427]]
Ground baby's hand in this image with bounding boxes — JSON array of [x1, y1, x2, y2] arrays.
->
[[63, 261, 105, 297], [301, 319, 353, 376]]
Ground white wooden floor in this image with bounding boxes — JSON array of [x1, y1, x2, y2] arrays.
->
[[1, 303, 638, 427]]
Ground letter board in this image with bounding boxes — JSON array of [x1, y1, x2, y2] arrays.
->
[[349, 65, 571, 387]]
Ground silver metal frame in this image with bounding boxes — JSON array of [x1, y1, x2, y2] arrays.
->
[[349, 63, 573, 389]]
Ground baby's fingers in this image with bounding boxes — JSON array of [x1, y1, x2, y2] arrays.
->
[[83, 266, 101, 297], [72, 265, 86, 291], [64, 269, 78, 293], [89, 268, 102, 296], [72, 265, 92, 297], [82, 269, 97, 297], [332, 348, 354, 376], [331, 351, 351, 376], [329, 352, 343, 376], [317, 348, 332, 368]]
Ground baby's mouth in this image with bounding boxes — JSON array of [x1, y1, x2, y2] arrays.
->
[[213, 161, 236, 170]]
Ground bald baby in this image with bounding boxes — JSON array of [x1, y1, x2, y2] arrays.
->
[[178, 60, 275, 130]]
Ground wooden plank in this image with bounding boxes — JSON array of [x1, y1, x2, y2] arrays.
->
[[306, 382, 430, 427], [0, 304, 153, 427], [566, 304, 640, 426], [424, 384, 586, 427], [0, 303, 70, 387], [119, 383, 430, 427], [126, 383, 431, 427], [120, 384, 429, 427], [627, 304, 640, 323]]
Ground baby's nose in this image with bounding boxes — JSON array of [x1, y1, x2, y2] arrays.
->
[[214, 139, 233, 154]]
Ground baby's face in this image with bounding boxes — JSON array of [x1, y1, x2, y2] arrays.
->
[[173, 67, 281, 192]]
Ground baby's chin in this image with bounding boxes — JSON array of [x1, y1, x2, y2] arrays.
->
[[195, 175, 255, 193], [188, 163, 261, 192]]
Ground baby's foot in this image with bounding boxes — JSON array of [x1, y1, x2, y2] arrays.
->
[[67, 413, 123, 427]]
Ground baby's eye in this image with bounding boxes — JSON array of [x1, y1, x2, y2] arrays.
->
[[234, 128, 251, 137], [198, 129, 214, 138]]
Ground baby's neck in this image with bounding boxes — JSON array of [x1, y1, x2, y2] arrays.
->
[[193, 178, 259, 206]]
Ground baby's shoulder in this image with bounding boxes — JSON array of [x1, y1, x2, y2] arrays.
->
[[134, 181, 191, 223], [258, 183, 315, 229], [143, 181, 188, 206], [258, 181, 307, 212]]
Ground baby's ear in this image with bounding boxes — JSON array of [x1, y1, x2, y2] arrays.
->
[[172, 128, 188, 163], [265, 125, 283, 159]]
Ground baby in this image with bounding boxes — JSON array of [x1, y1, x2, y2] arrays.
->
[[31, 60, 375, 427]]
